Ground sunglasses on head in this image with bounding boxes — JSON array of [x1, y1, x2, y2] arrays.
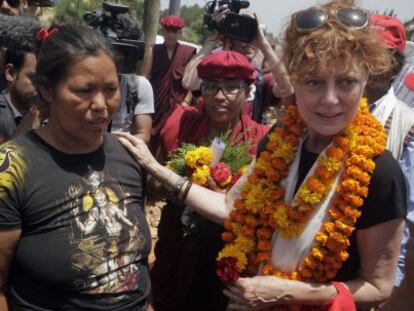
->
[[0, 0, 20, 8], [293, 7, 369, 32]]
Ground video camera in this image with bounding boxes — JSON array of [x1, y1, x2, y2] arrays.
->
[[204, 0, 257, 43], [83, 1, 145, 74]]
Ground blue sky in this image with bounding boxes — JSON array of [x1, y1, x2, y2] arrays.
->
[[161, 0, 414, 38]]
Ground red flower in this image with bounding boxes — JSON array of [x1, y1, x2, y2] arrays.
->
[[211, 162, 232, 187], [216, 257, 240, 285]]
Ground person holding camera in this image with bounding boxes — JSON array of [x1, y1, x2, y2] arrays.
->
[[141, 15, 196, 139], [116, 0, 406, 309], [103, 13, 154, 144], [182, 3, 293, 124]]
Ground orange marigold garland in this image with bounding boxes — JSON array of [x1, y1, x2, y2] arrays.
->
[[216, 98, 387, 284]]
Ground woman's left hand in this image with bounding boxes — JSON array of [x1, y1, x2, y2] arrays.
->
[[224, 276, 284, 310], [114, 132, 161, 174]]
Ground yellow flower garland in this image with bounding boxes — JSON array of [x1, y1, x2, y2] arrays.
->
[[218, 98, 387, 282]]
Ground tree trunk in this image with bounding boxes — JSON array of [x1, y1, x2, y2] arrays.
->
[[168, 0, 181, 16], [140, 0, 161, 75], [143, 0, 161, 49]]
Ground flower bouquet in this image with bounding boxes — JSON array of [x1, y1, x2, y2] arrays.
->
[[166, 132, 252, 236]]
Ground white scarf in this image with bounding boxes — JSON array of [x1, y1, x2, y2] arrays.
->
[[225, 139, 342, 273]]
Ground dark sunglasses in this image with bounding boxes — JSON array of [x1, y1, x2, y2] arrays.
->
[[0, 0, 20, 8], [293, 7, 369, 32]]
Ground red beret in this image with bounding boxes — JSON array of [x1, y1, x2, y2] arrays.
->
[[160, 15, 185, 29], [370, 14, 406, 53], [405, 72, 414, 91], [197, 51, 257, 82]]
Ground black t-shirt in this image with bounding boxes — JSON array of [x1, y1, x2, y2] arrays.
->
[[257, 133, 407, 280], [0, 132, 151, 310]]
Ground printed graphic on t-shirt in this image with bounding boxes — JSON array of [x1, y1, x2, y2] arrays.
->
[[0, 143, 26, 199], [64, 170, 146, 298]]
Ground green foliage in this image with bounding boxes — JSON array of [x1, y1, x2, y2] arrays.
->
[[166, 130, 252, 176], [166, 143, 197, 176], [54, 0, 144, 26], [160, 4, 210, 45]]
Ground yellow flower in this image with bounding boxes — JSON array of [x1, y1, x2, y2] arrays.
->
[[279, 222, 305, 238], [217, 245, 247, 271], [234, 235, 255, 253], [245, 184, 270, 214], [272, 206, 289, 229], [191, 165, 210, 185], [272, 140, 296, 163], [297, 185, 323, 204], [318, 155, 342, 172], [185, 146, 213, 168]]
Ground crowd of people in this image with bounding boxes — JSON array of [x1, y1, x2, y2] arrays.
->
[[0, 0, 413, 310]]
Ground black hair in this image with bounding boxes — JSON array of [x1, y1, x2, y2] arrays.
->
[[0, 15, 41, 52], [4, 49, 33, 72], [35, 23, 117, 90]]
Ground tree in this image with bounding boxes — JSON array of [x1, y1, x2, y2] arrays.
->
[[54, 0, 144, 27]]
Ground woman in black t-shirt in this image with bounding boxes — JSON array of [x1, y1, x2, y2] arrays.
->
[[0, 24, 151, 310], [116, 1, 407, 310]]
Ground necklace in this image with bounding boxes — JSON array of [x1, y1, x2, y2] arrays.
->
[[217, 98, 387, 283]]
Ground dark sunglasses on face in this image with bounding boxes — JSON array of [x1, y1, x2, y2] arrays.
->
[[293, 7, 369, 32], [0, 0, 20, 8], [201, 81, 247, 96]]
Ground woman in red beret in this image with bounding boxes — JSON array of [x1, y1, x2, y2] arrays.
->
[[141, 15, 196, 140], [117, 1, 406, 309]]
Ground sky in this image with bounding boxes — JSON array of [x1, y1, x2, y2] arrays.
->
[[160, 0, 414, 38]]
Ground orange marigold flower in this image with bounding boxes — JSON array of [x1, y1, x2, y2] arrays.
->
[[323, 222, 335, 233], [245, 215, 258, 227], [342, 193, 364, 207], [257, 240, 272, 251], [256, 252, 271, 262], [326, 146, 345, 161], [224, 220, 233, 231], [285, 134, 300, 146], [260, 150, 272, 162], [222, 231, 235, 242], [328, 208, 343, 220], [344, 206, 362, 220], [288, 123, 303, 136], [306, 176, 325, 193], [339, 250, 349, 261], [315, 232, 328, 245], [315, 166, 336, 180], [234, 199, 245, 211], [287, 105, 299, 118], [283, 115, 294, 126], [271, 188, 285, 201], [304, 257, 318, 270], [242, 225, 255, 237], [311, 247, 325, 261], [271, 158, 288, 171], [262, 263, 273, 275], [257, 228, 272, 240], [335, 220, 355, 236]]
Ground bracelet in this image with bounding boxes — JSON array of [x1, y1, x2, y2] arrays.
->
[[173, 177, 188, 198], [178, 180, 193, 205]]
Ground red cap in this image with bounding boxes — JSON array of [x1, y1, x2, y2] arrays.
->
[[404, 72, 414, 91], [370, 14, 406, 53], [197, 51, 257, 82], [160, 15, 185, 29]]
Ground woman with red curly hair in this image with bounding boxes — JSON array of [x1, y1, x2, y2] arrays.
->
[[117, 1, 406, 309]]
